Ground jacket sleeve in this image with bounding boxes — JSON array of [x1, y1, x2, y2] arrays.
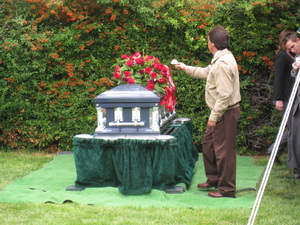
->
[[274, 52, 287, 100], [185, 66, 210, 80]]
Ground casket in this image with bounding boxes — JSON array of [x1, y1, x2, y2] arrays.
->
[[94, 84, 168, 137]]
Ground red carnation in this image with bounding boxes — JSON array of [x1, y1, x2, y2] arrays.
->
[[115, 65, 121, 72], [121, 54, 129, 59], [135, 57, 145, 65], [112, 52, 176, 110], [158, 78, 166, 83], [145, 56, 154, 61], [145, 67, 152, 74], [128, 77, 135, 83], [126, 59, 134, 67], [153, 62, 163, 71], [124, 71, 131, 77], [146, 83, 155, 90], [133, 52, 141, 58], [150, 72, 157, 79], [113, 72, 121, 79], [161, 69, 167, 77]]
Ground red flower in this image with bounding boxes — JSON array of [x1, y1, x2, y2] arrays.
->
[[153, 62, 163, 71], [121, 54, 129, 59], [198, 24, 205, 29], [145, 56, 154, 61], [135, 57, 145, 65], [158, 78, 166, 83], [115, 65, 121, 72], [150, 72, 157, 79], [124, 71, 131, 77], [113, 72, 121, 79], [128, 77, 135, 83], [126, 60, 134, 67], [132, 52, 141, 58], [161, 68, 167, 77], [261, 56, 270, 61], [145, 67, 152, 74], [146, 83, 155, 90], [112, 52, 176, 111]]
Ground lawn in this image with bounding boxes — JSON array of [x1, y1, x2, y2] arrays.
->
[[0, 151, 299, 225]]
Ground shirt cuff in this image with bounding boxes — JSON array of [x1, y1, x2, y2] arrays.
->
[[291, 69, 298, 77]]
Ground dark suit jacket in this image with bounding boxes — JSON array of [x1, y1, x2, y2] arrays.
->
[[273, 50, 295, 102]]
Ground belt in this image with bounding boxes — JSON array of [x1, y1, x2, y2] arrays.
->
[[228, 102, 240, 109]]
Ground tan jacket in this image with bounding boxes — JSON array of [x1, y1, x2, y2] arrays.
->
[[185, 49, 241, 122]]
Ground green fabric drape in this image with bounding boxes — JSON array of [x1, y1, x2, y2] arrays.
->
[[73, 120, 198, 195]]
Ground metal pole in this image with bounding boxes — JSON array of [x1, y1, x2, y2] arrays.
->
[[247, 69, 300, 225]]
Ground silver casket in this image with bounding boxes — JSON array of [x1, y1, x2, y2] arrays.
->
[[94, 84, 176, 137]]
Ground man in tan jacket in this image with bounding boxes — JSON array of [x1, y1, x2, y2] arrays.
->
[[175, 26, 241, 198]]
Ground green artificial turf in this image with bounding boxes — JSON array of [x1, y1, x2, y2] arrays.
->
[[0, 153, 264, 209]]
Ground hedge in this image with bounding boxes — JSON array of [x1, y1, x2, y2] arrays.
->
[[0, 0, 299, 153]]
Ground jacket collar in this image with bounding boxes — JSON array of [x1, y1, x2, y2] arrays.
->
[[211, 48, 230, 64]]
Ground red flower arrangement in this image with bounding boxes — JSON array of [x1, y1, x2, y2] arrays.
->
[[112, 52, 176, 111]]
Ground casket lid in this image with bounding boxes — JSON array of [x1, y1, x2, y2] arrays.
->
[[94, 84, 160, 103]]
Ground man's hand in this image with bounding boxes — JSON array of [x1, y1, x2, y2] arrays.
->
[[275, 100, 284, 111], [292, 61, 300, 72], [175, 63, 187, 71], [207, 119, 216, 127]]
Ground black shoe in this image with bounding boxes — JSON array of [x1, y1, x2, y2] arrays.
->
[[294, 168, 300, 179], [267, 150, 282, 165], [274, 155, 282, 165]]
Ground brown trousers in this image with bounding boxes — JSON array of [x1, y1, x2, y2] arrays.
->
[[202, 106, 240, 194]]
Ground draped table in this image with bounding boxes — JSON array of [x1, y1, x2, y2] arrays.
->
[[72, 120, 198, 195]]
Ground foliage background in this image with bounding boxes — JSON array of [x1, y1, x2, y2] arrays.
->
[[0, 0, 299, 153]]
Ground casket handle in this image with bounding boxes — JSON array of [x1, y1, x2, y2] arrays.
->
[[109, 121, 145, 127]]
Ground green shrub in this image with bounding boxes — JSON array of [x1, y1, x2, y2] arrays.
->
[[0, 0, 299, 153]]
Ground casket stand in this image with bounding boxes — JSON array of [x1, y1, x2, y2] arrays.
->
[[71, 84, 198, 194]]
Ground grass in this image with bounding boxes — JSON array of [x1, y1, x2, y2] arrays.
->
[[0, 151, 300, 225]]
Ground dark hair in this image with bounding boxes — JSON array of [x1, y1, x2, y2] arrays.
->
[[208, 26, 231, 50], [281, 30, 298, 47], [277, 29, 295, 54]]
